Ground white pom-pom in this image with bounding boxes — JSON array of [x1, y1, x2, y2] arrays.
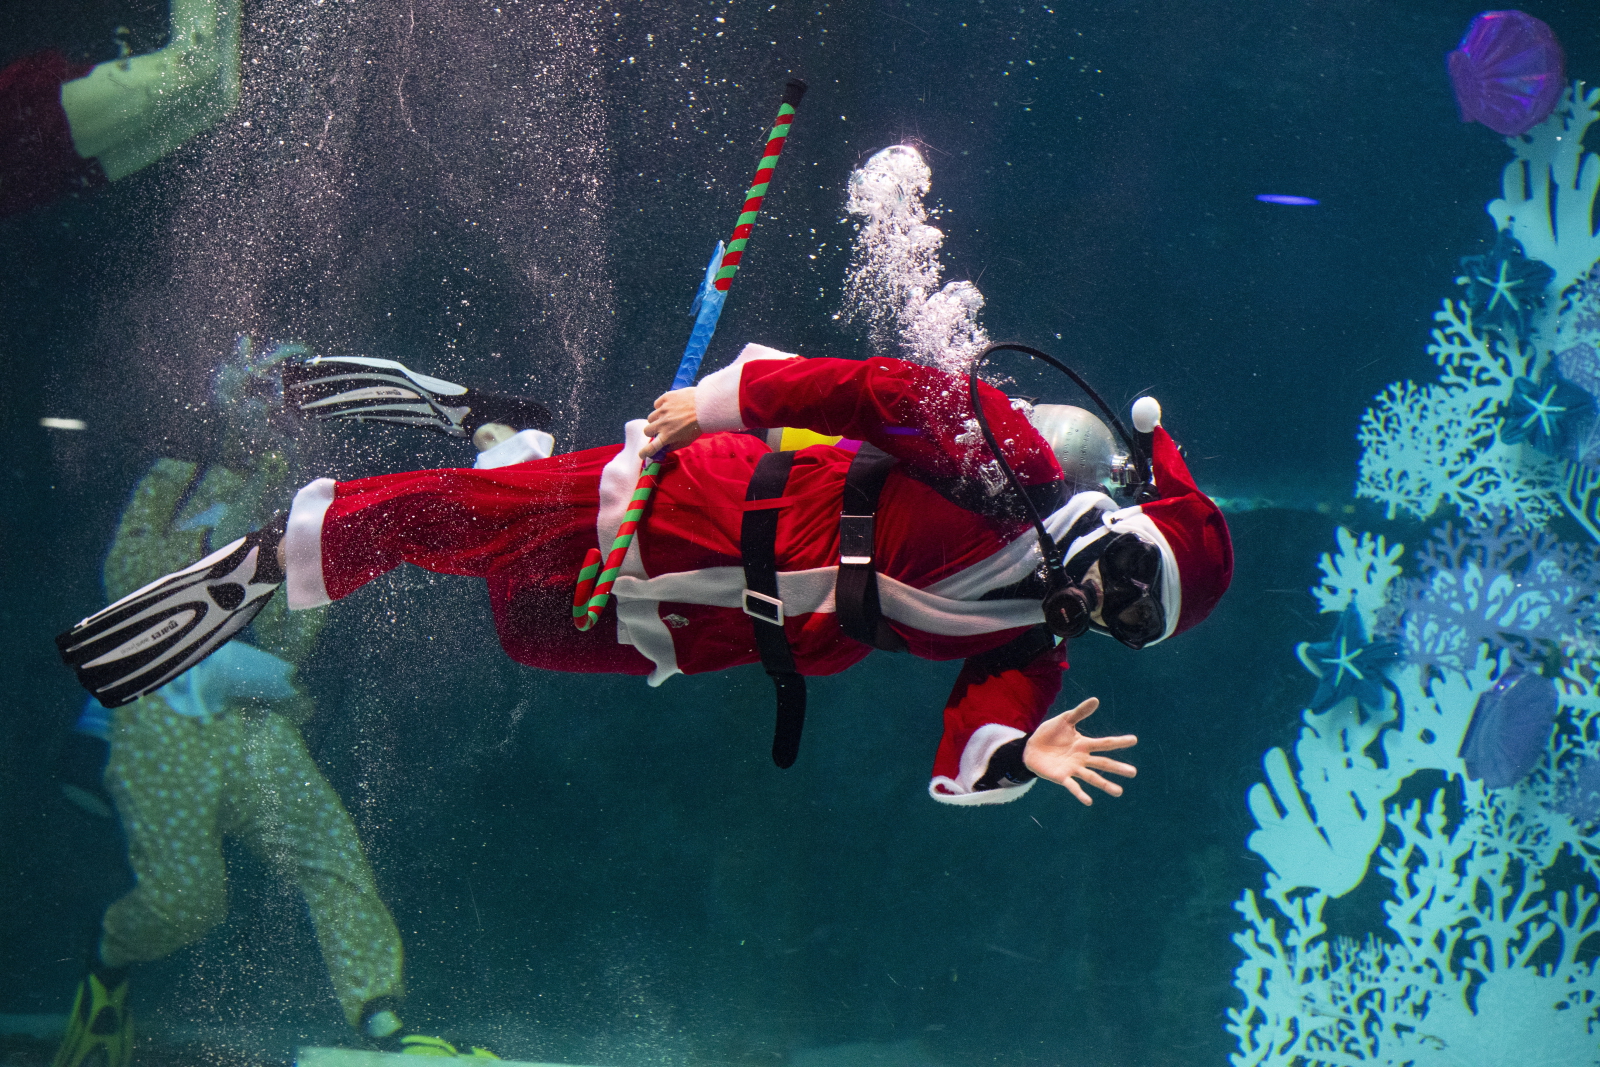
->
[[1131, 396, 1162, 434]]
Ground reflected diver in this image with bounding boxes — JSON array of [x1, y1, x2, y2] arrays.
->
[[1, 0, 243, 218], [58, 343, 1232, 809], [49, 343, 499, 1065]]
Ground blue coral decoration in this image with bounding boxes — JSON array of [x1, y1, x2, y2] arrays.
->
[[1499, 371, 1595, 457], [1459, 230, 1554, 339], [1295, 604, 1400, 714]]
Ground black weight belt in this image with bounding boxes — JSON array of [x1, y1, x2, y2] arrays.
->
[[741, 444, 901, 769]]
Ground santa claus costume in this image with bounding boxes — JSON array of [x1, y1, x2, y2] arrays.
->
[[60, 345, 1232, 805], [266, 345, 1232, 803]]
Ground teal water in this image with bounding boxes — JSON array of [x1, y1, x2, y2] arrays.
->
[[4, 3, 1599, 1065]]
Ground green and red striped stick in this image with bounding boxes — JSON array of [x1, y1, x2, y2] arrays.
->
[[573, 78, 807, 631]]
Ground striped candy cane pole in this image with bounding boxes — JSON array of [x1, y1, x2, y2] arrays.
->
[[570, 461, 661, 627], [574, 79, 807, 631], [714, 85, 802, 290]]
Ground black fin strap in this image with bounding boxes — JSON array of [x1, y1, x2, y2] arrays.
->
[[253, 513, 288, 585], [835, 443, 905, 651], [458, 387, 553, 434], [741, 451, 806, 768]]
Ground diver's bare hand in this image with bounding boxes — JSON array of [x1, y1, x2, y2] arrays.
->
[[641, 387, 701, 458], [1022, 697, 1137, 806]]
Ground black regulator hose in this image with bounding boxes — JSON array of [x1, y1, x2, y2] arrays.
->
[[965, 341, 1157, 575]]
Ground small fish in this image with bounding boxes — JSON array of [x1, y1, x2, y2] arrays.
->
[[1256, 194, 1320, 206]]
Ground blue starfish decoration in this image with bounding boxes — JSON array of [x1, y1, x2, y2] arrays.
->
[[1458, 231, 1554, 339], [1295, 604, 1400, 714], [1499, 371, 1596, 457]]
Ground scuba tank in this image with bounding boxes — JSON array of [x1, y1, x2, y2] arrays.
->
[[761, 398, 1139, 498], [1027, 403, 1129, 494]]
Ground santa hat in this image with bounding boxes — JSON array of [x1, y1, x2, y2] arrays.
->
[[1052, 398, 1232, 644], [1133, 404, 1233, 637]]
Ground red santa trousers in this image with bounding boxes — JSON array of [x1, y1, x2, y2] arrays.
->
[[294, 443, 654, 676]]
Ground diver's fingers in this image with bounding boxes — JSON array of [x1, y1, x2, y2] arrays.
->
[[1062, 697, 1099, 724], [1061, 776, 1093, 806], [1085, 733, 1138, 753], [1084, 755, 1138, 779], [1076, 768, 1123, 797], [644, 392, 674, 426]]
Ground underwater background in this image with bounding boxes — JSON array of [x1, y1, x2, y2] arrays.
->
[[4, 1, 1600, 1065]]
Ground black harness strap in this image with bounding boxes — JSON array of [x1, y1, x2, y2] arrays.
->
[[966, 624, 1057, 677], [740, 450, 806, 768], [741, 443, 908, 769], [835, 444, 905, 651]]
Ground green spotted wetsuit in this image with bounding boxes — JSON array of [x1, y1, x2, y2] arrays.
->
[[95, 457, 404, 1029]]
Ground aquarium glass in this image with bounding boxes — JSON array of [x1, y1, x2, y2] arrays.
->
[[4, 2, 1599, 1066]]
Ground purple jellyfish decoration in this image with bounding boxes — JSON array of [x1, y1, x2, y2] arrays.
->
[[1447, 10, 1565, 137], [1458, 670, 1558, 789]]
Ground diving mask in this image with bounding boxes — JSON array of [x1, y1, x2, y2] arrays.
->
[[1043, 532, 1166, 649]]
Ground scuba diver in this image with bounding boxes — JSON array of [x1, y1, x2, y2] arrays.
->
[[56, 342, 1232, 806], [2, 0, 241, 217], [49, 342, 501, 1067]]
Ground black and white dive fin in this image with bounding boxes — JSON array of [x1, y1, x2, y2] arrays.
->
[[283, 355, 550, 437], [56, 525, 285, 708]]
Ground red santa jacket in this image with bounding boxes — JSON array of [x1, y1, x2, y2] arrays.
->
[[600, 345, 1128, 806]]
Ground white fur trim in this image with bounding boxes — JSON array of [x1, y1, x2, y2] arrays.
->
[[618, 597, 680, 686], [599, 421, 666, 678], [596, 421, 652, 572], [695, 343, 798, 433], [473, 429, 554, 469], [610, 565, 1046, 641], [929, 723, 1038, 805], [1099, 506, 1182, 644], [943, 490, 1181, 646], [929, 778, 1037, 806], [285, 478, 336, 610], [924, 491, 1117, 600]]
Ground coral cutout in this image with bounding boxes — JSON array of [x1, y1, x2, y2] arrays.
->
[[1236, 77, 1600, 1062], [1401, 512, 1600, 676], [1489, 82, 1600, 294], [1357, 299, 1562, 522]]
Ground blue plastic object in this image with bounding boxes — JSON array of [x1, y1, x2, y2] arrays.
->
[[671, 242, 728, 390]]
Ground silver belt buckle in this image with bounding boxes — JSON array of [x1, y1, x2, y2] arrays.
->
[[742, 589, 785, 626]]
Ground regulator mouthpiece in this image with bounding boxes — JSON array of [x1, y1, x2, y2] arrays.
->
[[1042, 581, 1097, 639]]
